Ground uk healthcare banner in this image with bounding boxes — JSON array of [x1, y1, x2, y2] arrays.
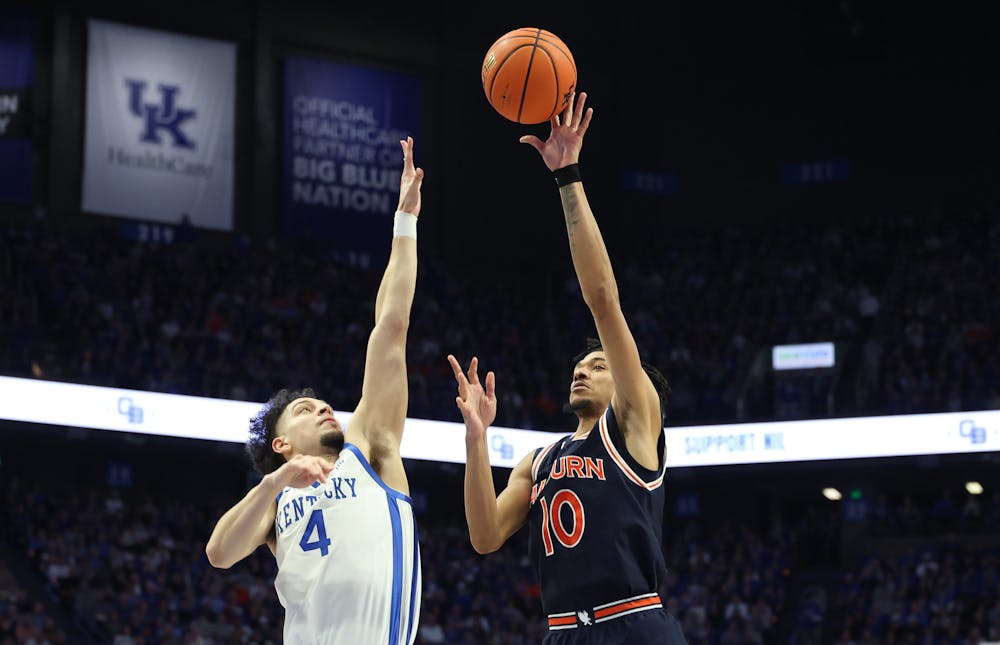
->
[[81, 20, 236, 230], [282, 56, 420, 253], [0, 8, 35, 204]]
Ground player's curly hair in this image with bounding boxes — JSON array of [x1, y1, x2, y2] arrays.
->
[[571, 337, 671, 423], [246, 387, 316, 476]]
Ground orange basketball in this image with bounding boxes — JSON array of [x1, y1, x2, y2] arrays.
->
[[481, 27, 577, 125]]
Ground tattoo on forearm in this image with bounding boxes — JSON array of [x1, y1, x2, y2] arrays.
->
[[562, 192, 581, 236], [565, 212, 580, 235]]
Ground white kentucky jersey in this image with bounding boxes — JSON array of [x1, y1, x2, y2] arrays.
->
[[273, 443, 421, 645]]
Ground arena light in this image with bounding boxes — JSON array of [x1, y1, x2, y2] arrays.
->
[[966, 481, 984, 495], [1, 376, 999, 469], [822, 487, 843, 501]]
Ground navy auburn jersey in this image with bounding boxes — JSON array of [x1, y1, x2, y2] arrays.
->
[[526, 404, 668, 616]]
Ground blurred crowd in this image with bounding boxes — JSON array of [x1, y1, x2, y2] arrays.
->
[[1, 204, 997, 434], [830, 541, 1000, 644], [1, 203, 998, 644], [0, 559, 67, 644], [3, 471, 999, 644]]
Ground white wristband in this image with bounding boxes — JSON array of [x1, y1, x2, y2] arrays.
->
[[393, 210, 418, 240]]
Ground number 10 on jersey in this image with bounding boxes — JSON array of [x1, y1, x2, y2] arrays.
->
[[539, 489, 585, 556]]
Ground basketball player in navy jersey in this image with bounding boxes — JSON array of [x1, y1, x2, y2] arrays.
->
[[205, 137, 423, 645], [448, 92, 687, 644]]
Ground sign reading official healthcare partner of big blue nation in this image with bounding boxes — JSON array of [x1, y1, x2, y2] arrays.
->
[[0, 8, 35, 204], [282, 56, 420, 253], [81, 20, 236, 230]]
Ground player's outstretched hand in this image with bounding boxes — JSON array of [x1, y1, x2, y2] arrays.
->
[[397, 136, 424, 217], [448, 354, 497, 439], [519, 91, 593, 172]]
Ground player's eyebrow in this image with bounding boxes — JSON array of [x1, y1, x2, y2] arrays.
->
[[576, 356, 608, 369]]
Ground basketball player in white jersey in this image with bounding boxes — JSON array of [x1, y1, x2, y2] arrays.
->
[[206, 137, 424, 645]]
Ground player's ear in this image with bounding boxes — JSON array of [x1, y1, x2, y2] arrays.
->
[[272, 435, 291, 456]]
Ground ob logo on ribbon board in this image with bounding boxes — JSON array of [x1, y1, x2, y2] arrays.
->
[[81, 20, 236, 230]]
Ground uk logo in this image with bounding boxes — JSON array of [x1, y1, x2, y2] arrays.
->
[[125, 79, 196, 149]]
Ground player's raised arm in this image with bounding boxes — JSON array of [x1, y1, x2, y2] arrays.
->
[[520, 92, 662, 441], [348, 137, 423, 453], [448, 355, 533, 553]]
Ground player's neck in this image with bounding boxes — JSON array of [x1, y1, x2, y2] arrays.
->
[[573, 411, 601, 437], [301, 450, 339, 464]]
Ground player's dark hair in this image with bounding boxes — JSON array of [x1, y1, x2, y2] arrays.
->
[[246, 387, 316, 476], [572, 337, 671, 422]]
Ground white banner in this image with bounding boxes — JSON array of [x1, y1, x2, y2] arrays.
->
[[1, 376, 998, 468], [81, 20, 235, 230]]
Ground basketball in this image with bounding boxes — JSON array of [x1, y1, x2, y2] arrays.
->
[[481, 27, 577, 125]]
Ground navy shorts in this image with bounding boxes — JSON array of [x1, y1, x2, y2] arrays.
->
[[542, 608, 688, 645]]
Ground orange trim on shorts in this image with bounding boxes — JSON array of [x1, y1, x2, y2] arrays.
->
[[593, 594, 662, 620], [546, 592, 663, 630], [547, 614, 577, 627]]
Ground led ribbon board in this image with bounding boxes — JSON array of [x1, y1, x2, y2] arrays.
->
[[1, 376, 997, 468]]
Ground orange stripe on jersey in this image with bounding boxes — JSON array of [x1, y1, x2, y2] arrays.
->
[[531, 439, 562, 481], [598, 411, 666, 491], [593, 594, 662, 620], [547, 615, 577, 627]]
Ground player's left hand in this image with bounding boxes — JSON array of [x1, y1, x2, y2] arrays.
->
[[447, 355, 497, 438]]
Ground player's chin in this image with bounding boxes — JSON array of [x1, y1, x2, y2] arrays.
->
[[319, 428, 345, 451], [568, 394, 591, 412]]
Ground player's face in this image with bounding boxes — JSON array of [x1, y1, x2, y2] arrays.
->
[[568, 351, 614, 414], [277, 397, 343, 456]]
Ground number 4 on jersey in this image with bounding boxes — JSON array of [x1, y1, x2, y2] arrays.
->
[[299, 509, 332, 556]]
